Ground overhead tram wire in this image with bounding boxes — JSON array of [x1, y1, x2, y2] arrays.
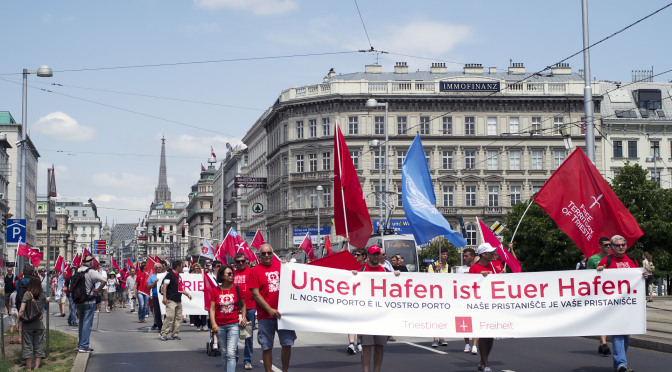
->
[[353, 0, 374, 51], [42, 149, 206, 159]]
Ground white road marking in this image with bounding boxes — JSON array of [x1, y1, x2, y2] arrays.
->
[[260, 360, 283, 372], [401, 341, 448, 355]]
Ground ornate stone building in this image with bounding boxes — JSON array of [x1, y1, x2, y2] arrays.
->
[[36, 196, 74, 265], [186, 161, 215, 257]]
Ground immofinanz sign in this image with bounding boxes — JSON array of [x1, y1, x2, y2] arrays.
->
[[440, 81, 500, 92]]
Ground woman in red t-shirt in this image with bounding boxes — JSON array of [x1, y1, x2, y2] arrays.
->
[[209, 266, 247, 372]]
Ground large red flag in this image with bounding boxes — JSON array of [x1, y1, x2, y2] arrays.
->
[[72, 253, 81, 268], [137, 257, 156, 296], [534, 148, 644, 257], [203, 271, 217, 312], [307, 250, 361, 271], [17, 242, 42, 267], [54, 255, 65, 273], [126, 256, 134, 271], [334, 123, 372, 248], [324, 235, 333, 256], [299, 233, 315, 260], [111, 256, 121, 272], [83, 248, 92, 258], [222, 228, 258, 263], [477, 218, 521, 273], [251, 230, 265, 250]]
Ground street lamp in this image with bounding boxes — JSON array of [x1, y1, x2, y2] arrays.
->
[[370, 139, 383, 239], [316, 185, 323, 257], [646, 156, 658, 188], [365, 98, 389, 230], [18, 65, 52, 270]]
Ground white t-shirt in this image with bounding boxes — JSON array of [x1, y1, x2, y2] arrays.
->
[[456, 265, 471, 274], [108, 278, 117, 293], [9, 291, 17, 311], [643, 259, 653, 275]]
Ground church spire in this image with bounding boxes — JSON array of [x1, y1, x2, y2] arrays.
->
[[154, 135, 172, 204]]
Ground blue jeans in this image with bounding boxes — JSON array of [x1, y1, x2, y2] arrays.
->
[[137, 293, 149, 321], [76, 303, 96, 351], [67, 295, 77, 325], [216, 323, 240, 372], [235, 309, 256, 364], [612, 335, 630, 370]]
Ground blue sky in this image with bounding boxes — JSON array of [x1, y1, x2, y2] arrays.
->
[[0, 0, 669, 223]]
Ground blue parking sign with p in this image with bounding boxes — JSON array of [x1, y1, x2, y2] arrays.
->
[[7, 219, 26, 244]]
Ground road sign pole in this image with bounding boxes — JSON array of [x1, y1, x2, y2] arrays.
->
[[45, 168, 51, 358]]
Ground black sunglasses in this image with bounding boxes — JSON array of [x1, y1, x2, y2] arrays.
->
[[260, 252, 273, 256], [235, 260, 246, 263], [354, 253, 363, 257]]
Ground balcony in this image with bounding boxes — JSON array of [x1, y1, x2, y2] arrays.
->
[[187, 208, 213, 221], [484, 207, 504, 215], [288, 207, 334, 218], [439, 207, 458, 214], [290, 171, 332, 181]]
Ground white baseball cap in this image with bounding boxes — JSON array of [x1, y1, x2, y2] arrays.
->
[[477, 243, 496, 255]]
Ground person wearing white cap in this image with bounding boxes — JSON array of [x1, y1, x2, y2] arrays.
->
[[469, 243, 499, 372]]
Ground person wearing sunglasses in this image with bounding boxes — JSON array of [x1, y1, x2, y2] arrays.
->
[[586, 237, 613, 356], [250, 243, 296, 372], [596, 235, 649, 372], [234, 253, 256, 370]]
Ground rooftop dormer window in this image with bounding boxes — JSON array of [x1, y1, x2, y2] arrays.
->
[[636, 89, 662, 110]]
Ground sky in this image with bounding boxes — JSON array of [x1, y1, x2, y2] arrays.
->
[[0, 0, 670, 224]]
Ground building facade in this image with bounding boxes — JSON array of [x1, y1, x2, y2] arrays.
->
[[36, 196, 74, 266], [213, 146, 245, 244], [240, 113, 269, 241], [259, 62, 602, 255], [57, 198, 102, 259], [186, 161, 215, 257], [0, 134, 12, 262]]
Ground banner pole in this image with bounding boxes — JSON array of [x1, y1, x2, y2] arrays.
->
[[335, 122, 350, 249], [511, 200, 534, 244]]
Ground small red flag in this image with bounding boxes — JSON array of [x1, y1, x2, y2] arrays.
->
[[324, 235, 333, 256], [334, 123, 372, 248], [534, 148, 644, 257], [137, 257, 156, 296], [477, 218, 521, 273], [111, 256, 120, 272], [299, 233, 315, 260], [54, 255, 64, 274], [72, 254, 81, 268], [203, 271, 217, 312], [211, 147, 216, 158], [189, 254, 194, 267], [126, 256, 134, 271], [17, 241, 42, 267], [222, 228, 258, 263], [251, 230, 265, 250], [64, 264, 72, 279], [201, 164, 206, 172], [83, 248, 92, 258], [307, 250, 360, 271]]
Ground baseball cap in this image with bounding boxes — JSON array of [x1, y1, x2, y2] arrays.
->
[[477, 243, 496, 255], [367, 245, 381, 255]]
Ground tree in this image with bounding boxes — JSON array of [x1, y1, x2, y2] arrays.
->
[[417, 237, 461, 271]]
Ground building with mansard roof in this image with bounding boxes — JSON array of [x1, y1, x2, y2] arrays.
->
[[257, 61, 602, 255], [185, 161, 215, 257]]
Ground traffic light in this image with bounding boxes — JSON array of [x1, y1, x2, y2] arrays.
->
[[158, 227, 163, 237], [152, 226, 157, 239], [181, 227, 185, 237], [2, 213, 7, 226]]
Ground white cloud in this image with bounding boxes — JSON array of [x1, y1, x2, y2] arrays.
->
[[38, 163, 70, 180], [90, 173, 155, 192], [162, 133, 243, 156], [43, 14, 52, 23], [193, 0, 298, 15], [179, 22, 221, 36], [32, 112, 97, 142], [374, 21, 470, 56]]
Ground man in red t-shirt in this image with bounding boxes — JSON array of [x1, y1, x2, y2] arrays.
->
[[234, 253, 257, 370], [468, 243, 498, 372], [596, 235, 648, 372], [250, 243, 296, 372], [352, 245, 401, 372]]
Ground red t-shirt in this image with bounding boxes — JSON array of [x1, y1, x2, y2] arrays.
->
[[234, 267, 256, 310], [491, 261, 504, 273], [598, 255, 638, 269], [362, 264, 386, 272], [469, 262, 493, 274], [211, 286, 239, 326], [249, 261, 281, 319]]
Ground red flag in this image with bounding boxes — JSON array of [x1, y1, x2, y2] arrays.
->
[[126, 256, 134, 271], [534, 148, 644, 257], [137, 257, 156, 296], [111, 256, 120, 272], [64, 264, 72, 279], [201, 164, 206, 172], [477, 218, 521, 273], [54, 255, 64, 273], [324, 235, 333, 256], [211, 147, 216, 158], [203, 271, 217, 312], [251, 230, 265, 250], [155, 255, 161, 263], [334, 123, 372, 248], [17, 241, 42, 267], [72, 253, 81, 268], [299, 233, 315, 260], [92, 256, 99, 269], [83, 247, 92, 258], [307, 250, 360, 271], [222, 228, 258, 263], [189, 255, 194, 267]]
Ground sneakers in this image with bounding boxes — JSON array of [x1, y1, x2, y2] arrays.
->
[[472, 345, 478, 355], [347, 343, 357, 355], [172, 336, 181, 340], [388, 336, 396, 341], [95, 310, 100, 313], [160, 335, 168, 341], [464, 344, 471, 353], [244, 363, 252, 370], [477, 365, 484, 372], [200, 326, 205, 332], [616, 366, 627, 372], [483, 367, 492, 372], [602, 343, 612, 356], [78, 348, 93, 353], [439, 338, 448, 346], [431, 339, 439, 348], [151, 325, 157, 330]]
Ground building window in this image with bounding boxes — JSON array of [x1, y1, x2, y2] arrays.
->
[[397, 117, 407, 135], [613, 141, 623, 158], [466, 224, 477, 246], [487, 151, 498, 170], [374, 151, 383, 170], [374, 185, 382, 207], [200, 216, 204, 223], [465, 117, 475, 135], [443, 117, 452, 135], [309, 119, 317, 137], [554, 150, 565, 169], [296, 121, 304, 139], [83, 210, 87, 216], [37, 220, 42, 230], [283, 156, 288, 175], [322, 118, 330, 136], [443, 186, 454, 207], [488, 186, 499, 207], [554, 117, 563, 135], [375, 116, 384, 135], [509, 117, 519, 135], [465, 186, 476, 207], [283, 191, 288, 210], [296, 189, 304, 209], [322, 152, 331, 170], [425, 151, 430, 165], [532, 150, 543, 169], [49, 247, 58, 262], [73, 210, 78, 217], [465, 151, 476, 169], [532, 186, 542, 194], [296, 155, 304, 173], [199, 229, 204, 237], [309, 190, 318, 208], [510, 186, 522, 205], [322, 186, 331, 207], [283, 124, 288, 142], [510, 150, 521, 170], [284, 227, 289, 249], [52, 220, 58, 230], [309, 153, 317, 172], [628, 141, 637, 158], [397, 186, 403, 207], [349, 117, 358, 135], [651, 141, 660, 158], [420, 117, 430, 135], [532, 117, 541, 134], [442, 151, 453, 170], [397, 151, 407, 169], [487, 117, 497, 136], [350, 151, 359, 169]]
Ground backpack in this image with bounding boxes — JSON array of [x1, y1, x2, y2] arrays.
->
[[606, 253, 638, 269], [19, 292, 42, 324], [71, 268, 93, 304], [14, 279, 29, 311], [646, 261, 656, 272]]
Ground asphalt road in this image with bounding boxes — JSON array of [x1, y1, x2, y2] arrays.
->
[[48, 303, 671, 371]]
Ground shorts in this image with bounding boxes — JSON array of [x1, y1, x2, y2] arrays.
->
[[60, 295, 67, 304], [257, 318, 296, 351], [360, 335, 388, 346], [101, 289, 109, 300], [108, 291, 116, 302], [9, 309, 18, 326], [646, 275, 653, 286]]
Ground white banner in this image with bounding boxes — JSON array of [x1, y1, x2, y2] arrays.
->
[[157, 273, 208, 316], [278, 263, 646, 338]]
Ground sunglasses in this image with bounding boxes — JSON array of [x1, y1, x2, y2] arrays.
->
[[225, 272, 233, 276], [235, 260, 246, 263], [260, 252, 273, 256], [613, 244, 626, 248], [354, 253, 363, 257]]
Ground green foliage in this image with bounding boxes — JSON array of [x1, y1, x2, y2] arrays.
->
[[418, 237, 461, 271]]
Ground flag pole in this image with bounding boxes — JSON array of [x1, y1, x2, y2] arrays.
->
[[511, 200, 534, 244], [335, 122, 350, 250]]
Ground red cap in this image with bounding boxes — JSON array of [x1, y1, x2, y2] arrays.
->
[[367, 245, 381, 255]]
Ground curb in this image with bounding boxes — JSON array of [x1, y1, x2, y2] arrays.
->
[[581, 335, 672, 354], [71, 352, 89, 372]]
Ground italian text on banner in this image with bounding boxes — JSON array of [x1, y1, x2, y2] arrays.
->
[[277, 263, 646, 338]]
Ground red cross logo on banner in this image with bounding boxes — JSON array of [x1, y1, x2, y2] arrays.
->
[[455, 317, 473, 333], [202, 246, 208, 254]]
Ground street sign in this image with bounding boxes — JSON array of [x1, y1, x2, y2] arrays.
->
[[252, 203, 264, 213], [48, 200, 56, 228], [235, 177, 267, 183], [235, 183, 267, 189], [490, 221, 504, 235], [6, 219, 26, 243], [423, 258, 436, 263], [245, 232, 256, 238], [137, 236, 148, 241]]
